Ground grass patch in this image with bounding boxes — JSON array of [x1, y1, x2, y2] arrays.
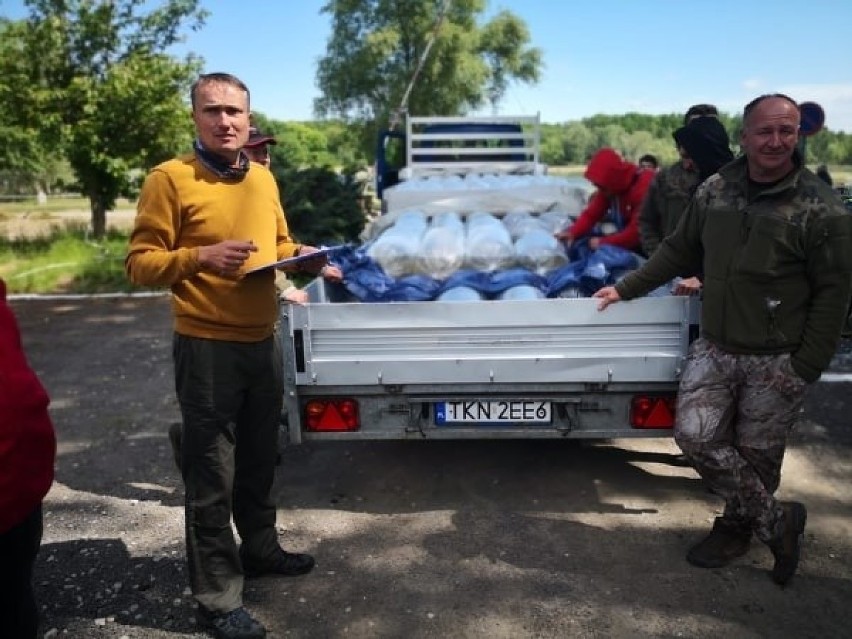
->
[[0, 196, 136, 216], [0, 225, 318, 295], [0, 227, 157, 294]]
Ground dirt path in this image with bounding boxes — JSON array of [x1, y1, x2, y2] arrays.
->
[[11, 295, 852, 639]]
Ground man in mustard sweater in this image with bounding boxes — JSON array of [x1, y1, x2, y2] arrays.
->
[[126, 72, 325, 639]]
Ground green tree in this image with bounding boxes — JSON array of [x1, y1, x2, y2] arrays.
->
[[0, 18, 58, 194], [560, 122, 596, 164], [274, 166, 366, 247], [275, 123, 335, 168], [314, 0, 542, 159], [16, 0, 207, 237], [317, 120, 369, 167], [539, 124, 567, 165], [621, 130, 666, 164], [593, 123, 629, 156]]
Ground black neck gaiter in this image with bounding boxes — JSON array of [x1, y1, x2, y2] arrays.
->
[[193, 139, 249, 180]]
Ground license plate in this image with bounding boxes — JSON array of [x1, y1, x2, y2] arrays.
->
[[435, 400, 551, 425]]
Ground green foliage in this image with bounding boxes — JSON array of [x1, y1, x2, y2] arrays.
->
[[0, 19, 60, 192], [250, 112, 369, 169], [0, 227, 147, 294], [315, 0, 542, 156], [5, 0, 207, 238], [274, 165, 367, 247], [477, 10, 542, 107]]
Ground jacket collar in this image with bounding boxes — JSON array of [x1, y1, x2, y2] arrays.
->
[[720, 149, 804, 197]]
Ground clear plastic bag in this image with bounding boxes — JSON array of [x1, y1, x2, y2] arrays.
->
[[416, 212, 466, 279], [464, 212, 515, 272], [514, 228, 567, 275], [367, 210, 428, 277], [437, 286, 485, 302], [498, 285, 546, 301]]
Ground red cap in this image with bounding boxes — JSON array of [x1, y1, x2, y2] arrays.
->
[[244, 125, 277, 148]]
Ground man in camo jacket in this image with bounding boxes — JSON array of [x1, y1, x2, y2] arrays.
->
[[594, 94, 852, 586]]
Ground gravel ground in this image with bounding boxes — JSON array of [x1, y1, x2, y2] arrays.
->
[[12, 295, 852, 639]]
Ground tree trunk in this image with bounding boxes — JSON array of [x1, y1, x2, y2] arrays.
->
[[90, 195, 107, 239]]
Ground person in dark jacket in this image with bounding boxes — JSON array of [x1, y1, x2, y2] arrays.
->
[[555, 147, 654, 252], [661, 115, 735, 294], [639, 104, 720, 258], [0, 278, 57, 638], [593, 94, 852, 586], [672, 116, 734, 183]]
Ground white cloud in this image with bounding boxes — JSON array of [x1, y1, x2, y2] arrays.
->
[[742, 78, 763, 92]]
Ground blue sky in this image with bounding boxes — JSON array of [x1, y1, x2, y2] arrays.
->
[[4, 0, 852, 131]]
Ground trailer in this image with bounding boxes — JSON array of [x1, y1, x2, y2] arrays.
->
[[279, 115, 698, 444]]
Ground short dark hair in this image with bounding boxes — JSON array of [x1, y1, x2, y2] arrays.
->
[[190, 72, 250, 110], [743, 93, 799, 125], [638, 153, 658, 168], [684, 104, 719, 124]]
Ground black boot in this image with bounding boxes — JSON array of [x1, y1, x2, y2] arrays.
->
[[766, 501, 807, 586], [686, 517, 752, 568], [240, 546, 315, 578]]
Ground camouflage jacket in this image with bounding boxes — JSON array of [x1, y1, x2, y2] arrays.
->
[[638, 161, 699, 255], [617, 153, 852, 382]]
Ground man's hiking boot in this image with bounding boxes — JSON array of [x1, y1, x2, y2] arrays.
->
[[686, 517, 752, 568], [196, 605, 266, 639], [766, 501, 807, 586], [240, 546, 315, 579]]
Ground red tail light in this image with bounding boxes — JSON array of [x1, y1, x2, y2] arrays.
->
[[630, 395, 676, 429], [305, 399, 360, 432]]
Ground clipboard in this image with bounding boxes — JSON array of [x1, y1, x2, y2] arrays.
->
[[244, 245, 344, 274]]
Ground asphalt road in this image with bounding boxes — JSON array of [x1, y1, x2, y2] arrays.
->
[[11, 295, 852, 639]]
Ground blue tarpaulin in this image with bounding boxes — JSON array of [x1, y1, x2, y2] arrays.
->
[[332, 243, 642, 302]]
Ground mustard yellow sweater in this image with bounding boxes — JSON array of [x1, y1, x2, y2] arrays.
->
[[126, 155, 300, 341]]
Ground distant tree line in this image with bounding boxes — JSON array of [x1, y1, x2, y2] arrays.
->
[[538, 113, 852, 168], [2, 0, 851, 243]]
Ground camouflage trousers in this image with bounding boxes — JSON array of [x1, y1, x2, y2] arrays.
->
[[675, 338, 810, 542]]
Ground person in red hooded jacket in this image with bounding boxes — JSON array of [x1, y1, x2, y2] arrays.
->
[[555, 148, 655, 253], [0, 277, 56, 639]]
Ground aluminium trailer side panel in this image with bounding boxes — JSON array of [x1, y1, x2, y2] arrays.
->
[[286, 296, 693, 386], [280, 296, 698, 443]]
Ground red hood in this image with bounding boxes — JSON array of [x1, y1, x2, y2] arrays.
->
[[584, 148, 636, 193]]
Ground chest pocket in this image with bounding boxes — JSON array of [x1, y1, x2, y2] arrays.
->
[[738, 214, 804, 278]]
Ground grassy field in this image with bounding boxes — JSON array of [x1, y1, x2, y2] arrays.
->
[[0, 228, 147, 294], [2, 164, 850, 295], [0, 195, 137, 216], [0, 194, 143, 293]]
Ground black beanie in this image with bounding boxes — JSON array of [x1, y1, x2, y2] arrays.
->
[[673, 117, 734, 181]]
